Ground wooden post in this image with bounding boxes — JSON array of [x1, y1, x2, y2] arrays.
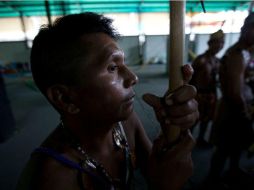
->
[[167, 0, 186, 143]]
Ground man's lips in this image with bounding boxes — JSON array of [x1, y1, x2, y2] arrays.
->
[[124, 93, 135, 103]]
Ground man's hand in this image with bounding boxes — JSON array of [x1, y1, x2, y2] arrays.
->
[[142, 84, 198, 131], [142, 64, 199, 134], [142, 64, 198, 189], [148, 130, 195, 190]]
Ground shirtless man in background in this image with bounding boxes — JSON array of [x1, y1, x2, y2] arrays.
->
[[190, 30, 224, 147]]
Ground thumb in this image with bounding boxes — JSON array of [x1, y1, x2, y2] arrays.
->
[[182, 64, 194, 84], [142, 93, 162, 110]]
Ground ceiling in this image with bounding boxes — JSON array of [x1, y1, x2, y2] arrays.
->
[[0, 0, 252, 18]]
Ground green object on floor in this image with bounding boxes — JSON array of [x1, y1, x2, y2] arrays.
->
[[24, 79, 38, 92]]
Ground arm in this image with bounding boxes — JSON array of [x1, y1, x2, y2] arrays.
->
[[192, 57, 213, 90]]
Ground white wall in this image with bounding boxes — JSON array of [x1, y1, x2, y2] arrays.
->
[[0, 33, 242, 68], [144, 35, 168, 64], [118, 36, 140, 65]]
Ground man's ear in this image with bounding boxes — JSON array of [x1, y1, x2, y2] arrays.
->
[[46, 85, 80, 114]]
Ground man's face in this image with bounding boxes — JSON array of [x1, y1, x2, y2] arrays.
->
[[245, 24, 254, 45], [209, 39, 224, 54], [72, 33, 138, 123]]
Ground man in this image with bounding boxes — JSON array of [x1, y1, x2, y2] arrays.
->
[[209, 13, 254, 186], [190, 29, 225, 147], [16, 12, 198, 190]]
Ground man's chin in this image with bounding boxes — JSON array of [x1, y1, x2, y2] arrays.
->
[[118, 107, 134, 121]]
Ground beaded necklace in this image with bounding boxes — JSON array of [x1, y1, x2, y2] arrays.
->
[[61, 121, 132, 190]]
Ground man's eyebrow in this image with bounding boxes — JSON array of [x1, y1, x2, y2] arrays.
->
[[102, 43, 123, 57], [102, 42, 118, 51], [112, 49, 124, 55]]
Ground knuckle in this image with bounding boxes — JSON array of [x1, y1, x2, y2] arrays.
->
[[188, 84, 197, 95], [193, 99, 199, 109], [186, 84, 197, 96], [187, 99, 197, 111]]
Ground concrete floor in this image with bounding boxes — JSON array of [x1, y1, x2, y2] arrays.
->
[[0, 64, 254, 190]]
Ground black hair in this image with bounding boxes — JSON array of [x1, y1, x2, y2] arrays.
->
[[31, 12, 120, 95], [241, 13, 254, 33]]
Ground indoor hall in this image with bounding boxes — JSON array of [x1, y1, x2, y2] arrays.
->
[[1, 1, 254, 190]]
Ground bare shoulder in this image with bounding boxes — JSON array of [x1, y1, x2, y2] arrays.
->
[[224, 47, 246, 72], [226, 47, 244, 61], [192, 55, 212, 75], [192, 54, 207, 68], [16, 153, 80, 190]]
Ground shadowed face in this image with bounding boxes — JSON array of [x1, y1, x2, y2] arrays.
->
[[208, 38, 224, 55], [71, 33, 138, 123], [244, 24, 254, 46]]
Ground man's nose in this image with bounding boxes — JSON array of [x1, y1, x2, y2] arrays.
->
[[123, 67, 139, 88]]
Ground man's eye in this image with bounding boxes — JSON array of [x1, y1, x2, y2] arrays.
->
[[108, 65, 119, 72]]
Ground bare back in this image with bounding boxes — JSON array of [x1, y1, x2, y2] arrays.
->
[[220, 44, 253, 109]]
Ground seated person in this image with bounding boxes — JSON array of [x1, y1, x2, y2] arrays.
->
[[16, 12, 198, 190]]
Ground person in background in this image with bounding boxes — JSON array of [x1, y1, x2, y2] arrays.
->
[[245, 44, 254, 93], [190, 29, 225, 147], [208, 13, 254, 188], [16, 12, 199, 190]]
